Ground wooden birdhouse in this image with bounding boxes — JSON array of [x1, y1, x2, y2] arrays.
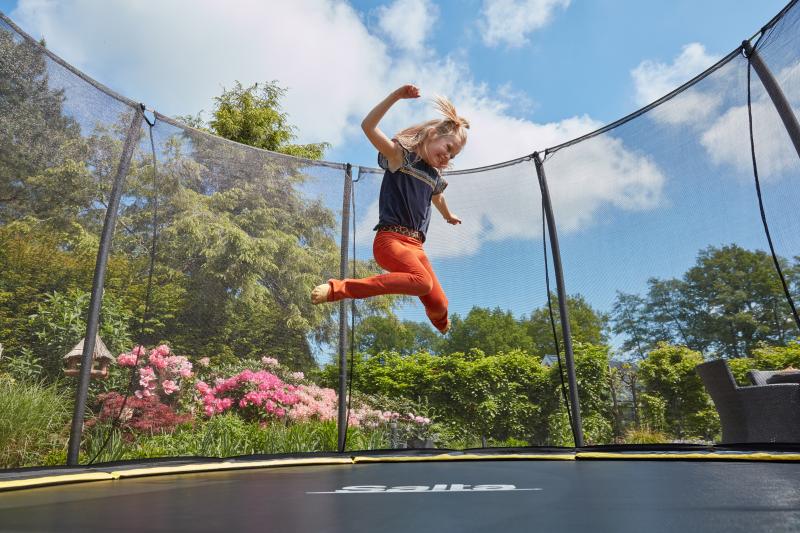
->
[[63, 335, 114, 380]]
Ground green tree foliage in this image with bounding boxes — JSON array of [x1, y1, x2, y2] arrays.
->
[[526, 293, 608, 357], [638, 343, 719, 440], [683, 245, 797, 357], [208, 81, 328, 159], [443, 307, 534, 356], [612, 245, 799, 359], [100, 79, 353, 369], [354, 315, 440, 355], [0, 31, 94, 228], [27, 289, 132, 381], [547, 342, 614, 445]]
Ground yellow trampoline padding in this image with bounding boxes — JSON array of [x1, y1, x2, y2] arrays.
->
[[111, 457, 355, 479], [0, 472, 114, 491], [353, 453, 576, 463], [577, 452, 800, 461]]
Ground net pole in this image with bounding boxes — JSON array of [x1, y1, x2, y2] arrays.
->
[[337, 164, 353, 452], [533, 152, 585, 447], [67, 106, 144, 465], [743, 39, 800, 160]]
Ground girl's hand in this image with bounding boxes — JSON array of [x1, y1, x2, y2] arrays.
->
[[394, 84, 420, 99], [446, 214, 461, 225]]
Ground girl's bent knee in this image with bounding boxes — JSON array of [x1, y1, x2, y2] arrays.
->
[[414, 276, 434, 296]]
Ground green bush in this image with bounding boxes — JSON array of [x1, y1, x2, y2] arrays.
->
[[27, 289, 132, 381]]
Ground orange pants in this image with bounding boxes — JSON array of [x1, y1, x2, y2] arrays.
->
[[328, 231, 449, 332]]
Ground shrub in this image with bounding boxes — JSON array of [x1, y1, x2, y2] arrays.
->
[[88, 392, 191, 438], [116, 344, 193, 401]]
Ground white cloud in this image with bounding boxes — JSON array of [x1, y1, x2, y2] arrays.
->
[[631, 39, 800, 181], [631, 43, 722, 125], [12, 0, 389, 147], [356, 106, 666, 259], [632, 43, 720, 105], [480, 0, 570, 48], [700, 60, 800, 181], [11, 0, 668, 260], [376, 0, 438, 54]]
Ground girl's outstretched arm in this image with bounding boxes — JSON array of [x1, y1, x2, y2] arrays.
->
[[362, 85, 419, 171], [432, 194, 461, 224]]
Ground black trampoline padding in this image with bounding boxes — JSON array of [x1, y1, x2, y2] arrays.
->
[[1, 460, 799, 532]]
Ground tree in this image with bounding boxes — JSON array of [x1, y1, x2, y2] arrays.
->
[[355, 315, 440, 356], [109, 79, 361, 369], [612, 245, 799, 359], [526, 293, 609, 357], [0, 30, 96, 228], [208, 81, 328, 159], [442, 307, 534, 356], [683, 245, 796, 357], [611, 292, 653, 360]]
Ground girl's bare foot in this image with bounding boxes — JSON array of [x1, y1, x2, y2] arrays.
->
[[311, 283, 331, 304], [441, 318, 451, 334]]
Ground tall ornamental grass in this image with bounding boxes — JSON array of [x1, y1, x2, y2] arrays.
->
[[0, 376, 72, 467]]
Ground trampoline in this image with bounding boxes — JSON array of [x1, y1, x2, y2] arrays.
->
[[3, 2, 800, 532], [2, 450, 800, 532]]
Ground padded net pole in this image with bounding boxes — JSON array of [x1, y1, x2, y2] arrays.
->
[[534, 152, 584, 447], [337, 164, 353, 452], [743, 39, 800, 160], [67, 106, 144, 465], [742, 39, 800, 332]]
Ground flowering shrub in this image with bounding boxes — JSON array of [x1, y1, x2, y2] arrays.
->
[[116, 344, 193, 401], [196, 370, 299, 421], [89, 392, 191, 437], [287, 383, 336, 423], [195, 357, 431, 432]]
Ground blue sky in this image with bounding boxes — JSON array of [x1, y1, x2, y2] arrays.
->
[[2, 0, 797, 347]]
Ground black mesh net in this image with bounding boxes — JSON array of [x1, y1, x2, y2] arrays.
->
[[2, 1, 800, 467]]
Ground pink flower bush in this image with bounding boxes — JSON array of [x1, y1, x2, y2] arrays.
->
[[115, 344, 193, 400], [193, 356, 433, 435], [287, 384, 337, 423], [196, 369, 299, 421]]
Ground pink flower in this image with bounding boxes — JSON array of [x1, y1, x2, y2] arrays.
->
[[116, 352, 138, 367], [198, 357, 211, 367], [149, 351, 167, 370], [261, 357, 279, 367], [161, 380, 178, 395], [153, 344, 171, 357], [139, 367, 156, 389]]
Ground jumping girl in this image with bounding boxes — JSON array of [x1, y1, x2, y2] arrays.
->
[[311, 84, 469, 334]]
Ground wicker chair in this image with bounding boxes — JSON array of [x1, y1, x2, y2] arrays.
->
[[695, 359, 800, 444], [747, 369, 797, 386]]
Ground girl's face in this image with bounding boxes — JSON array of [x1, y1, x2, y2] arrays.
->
[[422, 134, 463, 170]]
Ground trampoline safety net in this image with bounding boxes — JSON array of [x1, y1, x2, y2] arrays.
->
[[1, 1, 800, 468]]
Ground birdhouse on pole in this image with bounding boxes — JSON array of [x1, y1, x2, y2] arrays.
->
[[63, 335, 114, 380]]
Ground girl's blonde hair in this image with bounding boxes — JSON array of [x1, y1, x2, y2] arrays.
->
[[394, 95, 470, 155]]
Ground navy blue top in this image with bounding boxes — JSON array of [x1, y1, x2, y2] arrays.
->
[[375, 146, 448, 242]]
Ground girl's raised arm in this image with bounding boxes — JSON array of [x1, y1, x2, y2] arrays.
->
[[361, 85, 419, 170]]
